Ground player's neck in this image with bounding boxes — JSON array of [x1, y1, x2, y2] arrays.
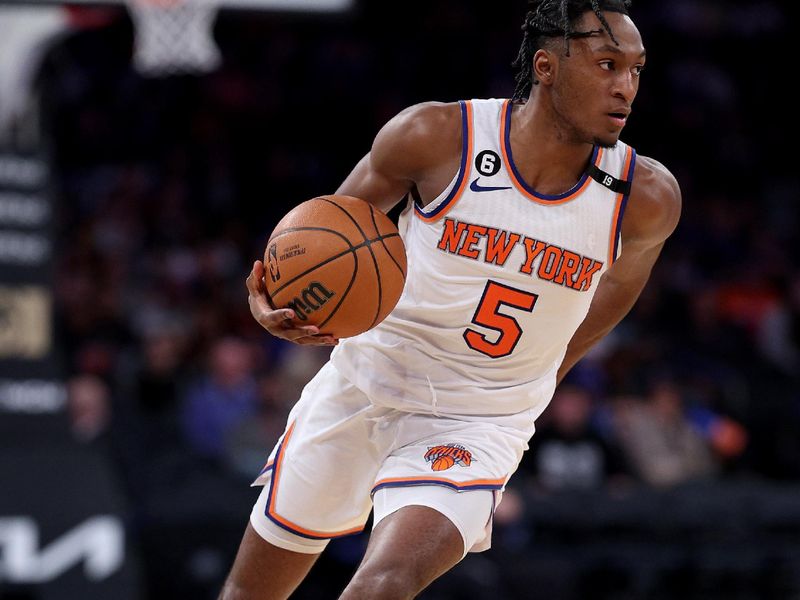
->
[[509, 99, 595, 197]]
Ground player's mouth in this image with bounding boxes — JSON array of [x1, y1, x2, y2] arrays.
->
[[607, 111, 629, 127]]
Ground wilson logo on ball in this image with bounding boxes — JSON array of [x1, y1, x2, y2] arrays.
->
[[424, 444, 473, 472], [285, 281, 335, 320]]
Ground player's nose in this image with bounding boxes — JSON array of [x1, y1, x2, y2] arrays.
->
[[611, 72, 637, 103]]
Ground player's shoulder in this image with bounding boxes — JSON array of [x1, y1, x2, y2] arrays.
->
[[632, 155, 681, 200], [371, 101, 464, 177], [624, 153, 682, 244], [378, 101, 462, 146]]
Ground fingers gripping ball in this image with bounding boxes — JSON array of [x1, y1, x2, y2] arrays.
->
[[264, 195, 407, 339]]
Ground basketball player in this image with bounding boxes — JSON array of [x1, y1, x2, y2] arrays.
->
[[221, 1, 681, 598]]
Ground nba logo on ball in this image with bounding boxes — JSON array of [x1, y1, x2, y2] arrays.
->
[[264, 195, 407, 339], [267, 242, 281, 283]]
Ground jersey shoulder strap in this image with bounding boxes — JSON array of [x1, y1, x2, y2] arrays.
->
[[587, 142, 637, 195]]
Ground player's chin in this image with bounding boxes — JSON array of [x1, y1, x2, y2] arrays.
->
[[593, 132, 621, 149]]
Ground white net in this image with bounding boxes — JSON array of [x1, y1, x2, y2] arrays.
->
[[125, 0, 221, 77]]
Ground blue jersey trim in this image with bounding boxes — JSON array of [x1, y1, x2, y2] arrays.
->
[[611, 148, 637, 262], [502, 100, 598, 201], [414, 100, 470, 218], [372, 479, 505, 494]]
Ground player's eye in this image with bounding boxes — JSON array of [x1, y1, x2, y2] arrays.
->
[[632, 64, 645, 76], [598, 61, 614, 71]]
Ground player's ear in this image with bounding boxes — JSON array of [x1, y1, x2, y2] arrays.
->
[[533, 49, 555, 85]]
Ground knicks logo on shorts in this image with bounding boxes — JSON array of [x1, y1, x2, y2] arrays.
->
[[424, 444, 473, 472]]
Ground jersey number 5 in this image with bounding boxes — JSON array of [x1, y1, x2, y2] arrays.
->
[[463, 280, 538, 358]]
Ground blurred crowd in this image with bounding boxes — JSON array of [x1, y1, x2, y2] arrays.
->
[[32, 0, 799, 597]]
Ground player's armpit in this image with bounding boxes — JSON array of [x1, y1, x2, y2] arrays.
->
[[557, 256, 655, 385], [602, 238, 665, 287], [336, 153, 410, 214]]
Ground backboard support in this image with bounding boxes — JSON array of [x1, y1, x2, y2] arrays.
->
[[0, 0, 355, 140], [0, 0, 355, 11], [64, 0, 353, 75]]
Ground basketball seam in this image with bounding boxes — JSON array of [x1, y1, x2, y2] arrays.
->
[[366, 203, 406, 330], [267, 228, 400, 299], [319, 197, 383, 330], [317, 248, 359, 330], [368, 205, 407, 281]]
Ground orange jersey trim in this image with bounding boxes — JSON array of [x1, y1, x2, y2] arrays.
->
[[607, 145, 635, 265], [265, 421, 365, 540], [372, 475, 507, 494], [499, 99, 601, 206]]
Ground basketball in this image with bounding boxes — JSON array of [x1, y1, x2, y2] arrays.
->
[[431, 456, 455, 471], [264, 195, 407, 338]]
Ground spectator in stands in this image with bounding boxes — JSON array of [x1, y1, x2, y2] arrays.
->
[[223, 372, 288, 480], [612, 380, 717, 487], [518, 384, 630, 492], [757, 271, 800, 378], [180, 336, 259, 461], [67, 373, 112, 443]]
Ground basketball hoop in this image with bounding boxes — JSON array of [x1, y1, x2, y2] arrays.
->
[[124, 0, 221, 77]]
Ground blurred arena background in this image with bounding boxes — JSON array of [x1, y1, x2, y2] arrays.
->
[[0, 0, 798, 598]]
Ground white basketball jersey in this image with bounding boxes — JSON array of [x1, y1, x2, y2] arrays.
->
[[331, 98, 636, 417]]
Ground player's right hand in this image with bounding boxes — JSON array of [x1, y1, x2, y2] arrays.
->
[[246, 260, 338, 346]]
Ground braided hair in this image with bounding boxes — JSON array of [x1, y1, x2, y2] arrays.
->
[[511, 0, 632, 101]]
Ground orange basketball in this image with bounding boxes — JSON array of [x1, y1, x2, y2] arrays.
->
[[264, 195, 407, 338], [431, 456, 455, 471]]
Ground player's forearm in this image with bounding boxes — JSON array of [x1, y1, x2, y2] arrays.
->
[[556, 276, 647, 384]]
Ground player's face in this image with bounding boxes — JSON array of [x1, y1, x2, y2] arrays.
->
[[549, 11, 646, 148]]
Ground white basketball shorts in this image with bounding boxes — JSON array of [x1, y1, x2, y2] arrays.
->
[[249, 361, 537, 557]]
